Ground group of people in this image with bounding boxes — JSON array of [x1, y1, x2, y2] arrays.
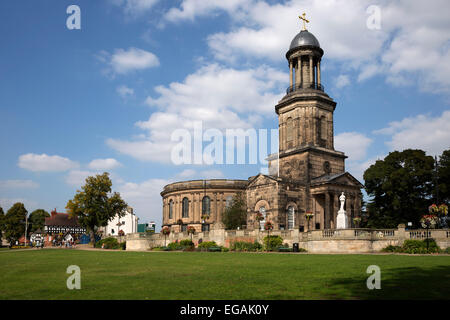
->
[[51, 239, 76, 248]]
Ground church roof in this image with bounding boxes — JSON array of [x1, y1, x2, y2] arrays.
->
[[289, 30, 321, 50], [45, 213, 80, 227], [311, 172, 364, 188]]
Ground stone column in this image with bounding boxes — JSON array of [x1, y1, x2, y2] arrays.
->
[[325, 192, 330, 229], [333, 193, 338, 229], [295, 57, 301, 87], [214, 192, 218, 227], [317, 60, 321, 86], [289, 60, 293, 87], [309, 56, 313, 86]]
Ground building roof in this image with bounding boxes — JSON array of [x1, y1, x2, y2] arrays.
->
[[45, 212, 81, 227], [289, 30, 321, 50]]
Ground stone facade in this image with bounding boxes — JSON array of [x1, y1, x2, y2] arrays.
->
[[160, 28, 363, 234]]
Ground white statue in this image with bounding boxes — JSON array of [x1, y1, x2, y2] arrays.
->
[[339, 192, 345, 211], [336, 192, 348, 229]]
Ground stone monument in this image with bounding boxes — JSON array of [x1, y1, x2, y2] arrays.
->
[[336, 192, 348, 229]]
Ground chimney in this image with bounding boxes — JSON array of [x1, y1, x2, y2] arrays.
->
[[51, 208, 57, 217]]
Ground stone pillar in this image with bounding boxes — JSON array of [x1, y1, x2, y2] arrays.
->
[[317, 60, 321, 86], [295, 57, 301, 87], [289, 60, 293, 87], [309, 55, 313, 86], [333, 193, 338, 229], [325, 192, 330, 229]]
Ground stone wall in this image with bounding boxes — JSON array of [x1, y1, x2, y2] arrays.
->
[[125, 226, 450, 253]]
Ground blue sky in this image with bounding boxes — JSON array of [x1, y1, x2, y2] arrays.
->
[[1, 0, 449, 229]]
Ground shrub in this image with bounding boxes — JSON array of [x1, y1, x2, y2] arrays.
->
[[179, 239, 194, 247], [263, 235, 283, 251], [208, 247, 222, 252], [167, 242, 183, 251], [444, 247, 450, 254], [221, 247, 229, 252], [198, 241, 217, 251], [230, 241, 262, 252], [120, 241, 126, 250], [95, 237, 119, 249], [381, 239, 441, 254]]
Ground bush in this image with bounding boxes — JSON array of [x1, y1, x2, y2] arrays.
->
[[221, 247, 229, 252], [263, 235, 283, 251], [198, 241, 218, 251], [179, 239, 194, 247], [208, 247, 222, 252], [120, 241, 126, 250], [230, 241, 263, 252], [444, 247, 450, 254], [95, 237, 119, 249], [381, 239, 441, 254], [167, 242, 183, 251]]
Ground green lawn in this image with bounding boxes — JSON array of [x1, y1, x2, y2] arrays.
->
[[0, 249, 449, 299]]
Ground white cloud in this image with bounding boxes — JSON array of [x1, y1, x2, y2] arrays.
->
[[111, 0, 159, 16], [65, 170, 98, 187], [374, 110, 450, 156], [346, 155, 385, 184], [117, 85, 134, 98], [88, 158, 122, 170], [100, 47, 159, 75], [335, 132, 373, 161], [18, 153, 79, 172], [0, 180, 39, 190], [335, 74, 350, 89], [107, 64, 285, 162]]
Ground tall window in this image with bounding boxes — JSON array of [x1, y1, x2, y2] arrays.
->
[[182, 197, 189, 218], [169, 200, 173, 219], [259, 206, 266, 230], [288, 206, 295, 230], [202, 196, 211, 215], [320, 117, 327, 140], [286, 117, 293, 141]]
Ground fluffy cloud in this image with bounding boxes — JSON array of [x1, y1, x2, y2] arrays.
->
[[374, 110, 450, 156], [0, 180, 39, 190], [107, 64, 285, 162], [335, 132, 372, 161], [65, 170, 98, 187], [88, 158, 122, 170], [18, 154, 79, 172], [335, 74, 350, 89], [99, 47, 159, 75]]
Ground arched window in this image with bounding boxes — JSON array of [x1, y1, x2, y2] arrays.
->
[[169, 200, 173, 219], [225, 196, 233, 208], [182, 197, 189, 218], [288, 206, 295, 230], [286, 117, 293, 141], [259, 206, 266, 230], [202, 196, 211, 215]]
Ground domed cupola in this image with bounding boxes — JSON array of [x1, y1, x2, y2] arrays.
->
[[286, 13, 324, 94]]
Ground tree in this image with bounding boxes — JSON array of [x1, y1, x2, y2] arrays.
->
[[0, 206, 4, 244], [437, 149, 450, 204], [4, 203, 27, 244], [66, 172, 128, 246], [222, 192, 247, 230], [29, 209, 50, 232], [363, 149, 434, 228]]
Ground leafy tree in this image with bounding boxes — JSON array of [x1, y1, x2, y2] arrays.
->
[[222, 192, 247, 230], [29, 209, 50, 232], [0, 206, 5, 243], [437, 149, 450, 204], [363, 149, 434, 228], [66, 172, 128, 246], [4, 203, 27, 244]]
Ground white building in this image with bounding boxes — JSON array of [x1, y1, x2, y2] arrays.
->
[[103, 206, 138, 236]]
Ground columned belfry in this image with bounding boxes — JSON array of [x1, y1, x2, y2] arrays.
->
[[162, 14, 363, 232]]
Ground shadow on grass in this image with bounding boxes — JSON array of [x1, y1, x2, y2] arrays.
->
[[328, 265, 450, 299]]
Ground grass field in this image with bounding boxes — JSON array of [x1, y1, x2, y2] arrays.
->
[[1, 249, 449, 300]]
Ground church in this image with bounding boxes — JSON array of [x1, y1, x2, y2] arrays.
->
[[161, 17, 363, 233]]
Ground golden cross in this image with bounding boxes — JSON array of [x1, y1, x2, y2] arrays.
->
[[299, 12, 309, 31]]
